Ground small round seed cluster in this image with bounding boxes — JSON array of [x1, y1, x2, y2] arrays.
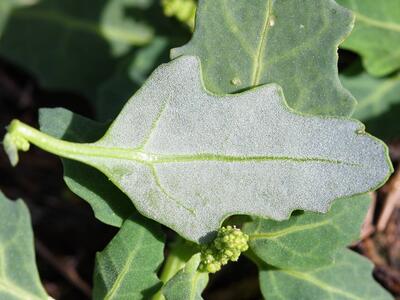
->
[[199, 226, 249, 273]]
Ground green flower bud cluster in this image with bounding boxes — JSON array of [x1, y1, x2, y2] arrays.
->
[[198, 226, 249, 273], [162, 0, 196, 29]]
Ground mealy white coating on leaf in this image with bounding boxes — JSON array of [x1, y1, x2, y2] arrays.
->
[[91, 56, 391, 243]]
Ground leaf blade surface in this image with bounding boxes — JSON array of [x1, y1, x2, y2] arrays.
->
[[243, 194, 371, 270], [172, 0, 356, 116], [337, 0, 400, 76], [52, 56, 391, 242], [0, 192, 48, 300], [162, 253, 208, 300], [93, 214, 165, 300], [0, 0, 154, 102], [260, 249, 393, 300]]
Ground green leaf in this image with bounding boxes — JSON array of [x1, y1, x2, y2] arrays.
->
[[100, 0, 154, 57], [93, 213, 165, 300], [243, 194, 370, 270], [340, 72, 400, 140], [0, 191, 48, 300], [8, 56, 392, 243], [337, 0, 400, 76], [162, 0, 196, 29], [0, 1, 33, 38], [39, 107, 135, 227], [172, 0, 356, 117], [0, 1, 191, 120], [162, 253, 208, 300], [259, 249, 392, 300], [342, 73, 400, 121], [0, 0, 154, 102]]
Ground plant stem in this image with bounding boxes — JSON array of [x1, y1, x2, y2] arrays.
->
[[5, 119, 134, 163], [160, 248, 188, 283], [152, 250, 186, 300], [152, 238, 198, 300]]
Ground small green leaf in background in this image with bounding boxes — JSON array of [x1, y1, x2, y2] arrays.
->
[[0, 0, 35, 38], [162, 253, 209, 300], [162, 0, 196, 30], [341, 72, 400, 140], [337, 0, 400, 76], [39, 107, 135, 227], [243, 194, 371, 270], [0, 0, 153, 99], [99, 0, 154, 57], [342, 73, 400, 121], [93, 213, 165, 300], [172, 0, 356, 117], [259, 249, 393, 300], [0, 191, 48, 300], [0, 0, 192, 121]]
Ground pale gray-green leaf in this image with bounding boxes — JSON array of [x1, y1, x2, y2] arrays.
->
[[172, 0, 356, 117], [162, 253, 208, 300], [260, 249, 392, 300], [56, 56, 390, 242], [93, 213, 165, 300], [0, 191, 48, 300], [244, 194, 370, 270], [337, 0, 400, 76]]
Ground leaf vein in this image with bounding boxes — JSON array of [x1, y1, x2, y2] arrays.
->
[[251, 0, 272, 86]]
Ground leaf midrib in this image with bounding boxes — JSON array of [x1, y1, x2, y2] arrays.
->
[[21, 122, 357, 166], [103, 228, 145, 300], [251, 0, 273, 86], [68, 145, 358, 167], [189, 272, 202, 300], [249, 220, 331, 240], [282, 269, 362, 300]]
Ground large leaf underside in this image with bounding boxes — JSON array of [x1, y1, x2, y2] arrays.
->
[[62, 55, 391, 242]]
